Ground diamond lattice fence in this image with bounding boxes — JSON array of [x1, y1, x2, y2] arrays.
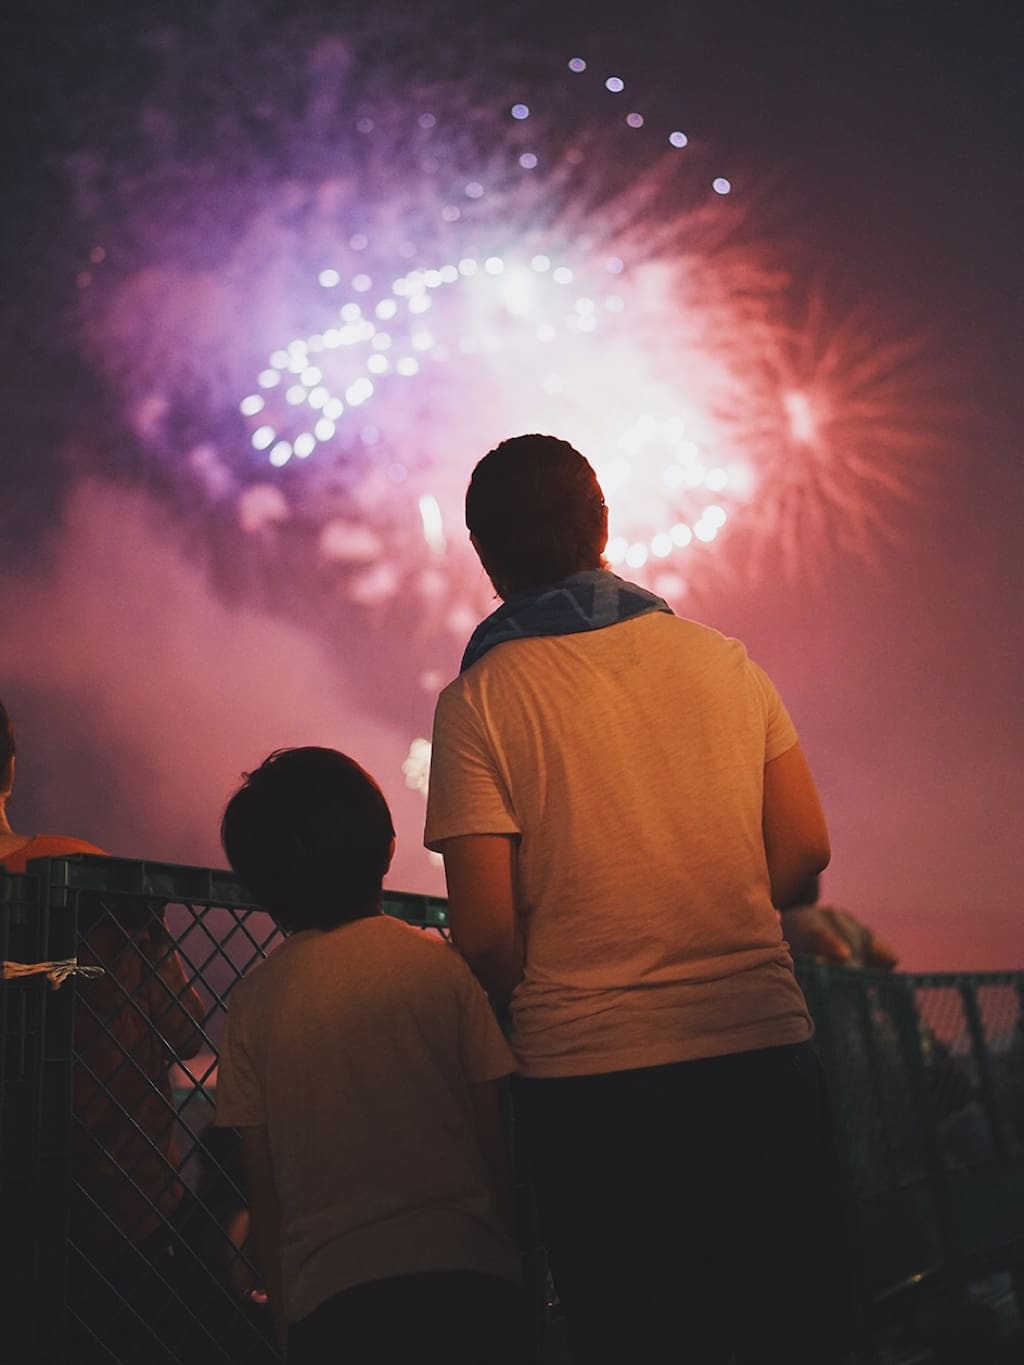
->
[[4, 856, 1022, 1365]]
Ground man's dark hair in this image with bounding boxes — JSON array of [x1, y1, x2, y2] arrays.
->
[[466, 434, 606, 597], [221, 747, 395, 932], [0, 697, 15, 793]]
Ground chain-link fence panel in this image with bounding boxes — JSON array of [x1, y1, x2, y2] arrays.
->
[[2, 855, 464, 1365], [797, 960, 947, 1308], [4, 856, 1022, 1364], [915, 974, 1024, 1279], [2, 864, 78, 1363], [798, 957, 1024, 1318]]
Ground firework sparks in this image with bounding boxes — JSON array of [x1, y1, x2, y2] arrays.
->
[[69, 12, 930, 661], [55, 9, 944, 868], [238, 237, 758, 619], [402, 738, 433, 797]]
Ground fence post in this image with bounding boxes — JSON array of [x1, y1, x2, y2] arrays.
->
[[960, 978, 1011, 1161], [39, 860, 81, 1365], [894, 977, 954, 1281], [0, 862, 78, 1365], [795, 960, 882, 1364]]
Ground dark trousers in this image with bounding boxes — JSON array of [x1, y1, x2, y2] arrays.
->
[[66, 1226, 185, 1365], [515, 1042, 854, 1365], [66, 1199, 277, 1365], [287, 1270, 529, 1365]]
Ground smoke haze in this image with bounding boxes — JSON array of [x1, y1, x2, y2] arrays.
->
[[1, 480, 442, 898]]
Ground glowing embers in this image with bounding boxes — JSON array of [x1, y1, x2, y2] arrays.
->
[[243, 252, 629, 469], [598, 415, 743, 571], [560, 56, 713, 177], [783, 390, 818, 445], [402, 738, 433, 796], [209, 44, 800, 615], [418, 494, 445, 555], [240, 238, 759, 589]]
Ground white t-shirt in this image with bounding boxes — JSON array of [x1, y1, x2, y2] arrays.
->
[[425, 611, 813, 1078], [215, 915, 519, 1322]]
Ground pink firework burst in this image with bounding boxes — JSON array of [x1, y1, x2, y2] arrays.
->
[[71, 13, 931, 636]]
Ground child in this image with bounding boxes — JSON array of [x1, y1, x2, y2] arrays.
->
[[214, 747, 525, 1364]]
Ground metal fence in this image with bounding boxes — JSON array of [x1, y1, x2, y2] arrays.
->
[[799, 960, 1024, 1327], [2, 853, 1022, 1364]]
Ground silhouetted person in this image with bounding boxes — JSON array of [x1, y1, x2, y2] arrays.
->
[[0, 696, 205, 1364], [0, 697, 107, 869], [216, 747, 526, 1364], [425, 434, 853, 1365]]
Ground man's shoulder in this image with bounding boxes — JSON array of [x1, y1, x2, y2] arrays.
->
[[433, 658, 500, 721], [606, 610, 749, 679], [635, 609, 737, 648], [435, 614, 746, 701]]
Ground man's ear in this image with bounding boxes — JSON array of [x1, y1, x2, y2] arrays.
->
[[384, 835, 396, 874], [469, 533, 505, 599]]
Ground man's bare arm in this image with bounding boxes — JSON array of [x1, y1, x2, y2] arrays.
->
[[762, 743, 831, 910], [437, 834, 522, 1001]]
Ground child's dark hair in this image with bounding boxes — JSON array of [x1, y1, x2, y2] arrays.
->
[[221, 747, 394, 932]]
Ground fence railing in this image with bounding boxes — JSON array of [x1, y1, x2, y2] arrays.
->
[[2, 853, 1022, 1364], [799, 958, 1024, 1327]]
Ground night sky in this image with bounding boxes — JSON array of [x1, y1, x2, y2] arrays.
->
[[1, 0, 1021, 969]]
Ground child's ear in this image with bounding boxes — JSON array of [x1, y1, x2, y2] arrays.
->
[[384, 835, 396, 874]]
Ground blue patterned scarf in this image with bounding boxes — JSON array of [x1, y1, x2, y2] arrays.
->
[[460, 569, 674, 673]]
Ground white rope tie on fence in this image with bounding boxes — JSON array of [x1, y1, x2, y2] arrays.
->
[[1, 958, 107, 990]]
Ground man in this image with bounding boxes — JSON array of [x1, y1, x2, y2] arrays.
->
[[425, 435, 852, 1364]]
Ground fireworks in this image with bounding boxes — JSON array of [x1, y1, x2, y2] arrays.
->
[[239, 237, 754, 619], [213, 48, 766, 630], [71, 11, 926, 643], [402, 738, 433, 798]]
